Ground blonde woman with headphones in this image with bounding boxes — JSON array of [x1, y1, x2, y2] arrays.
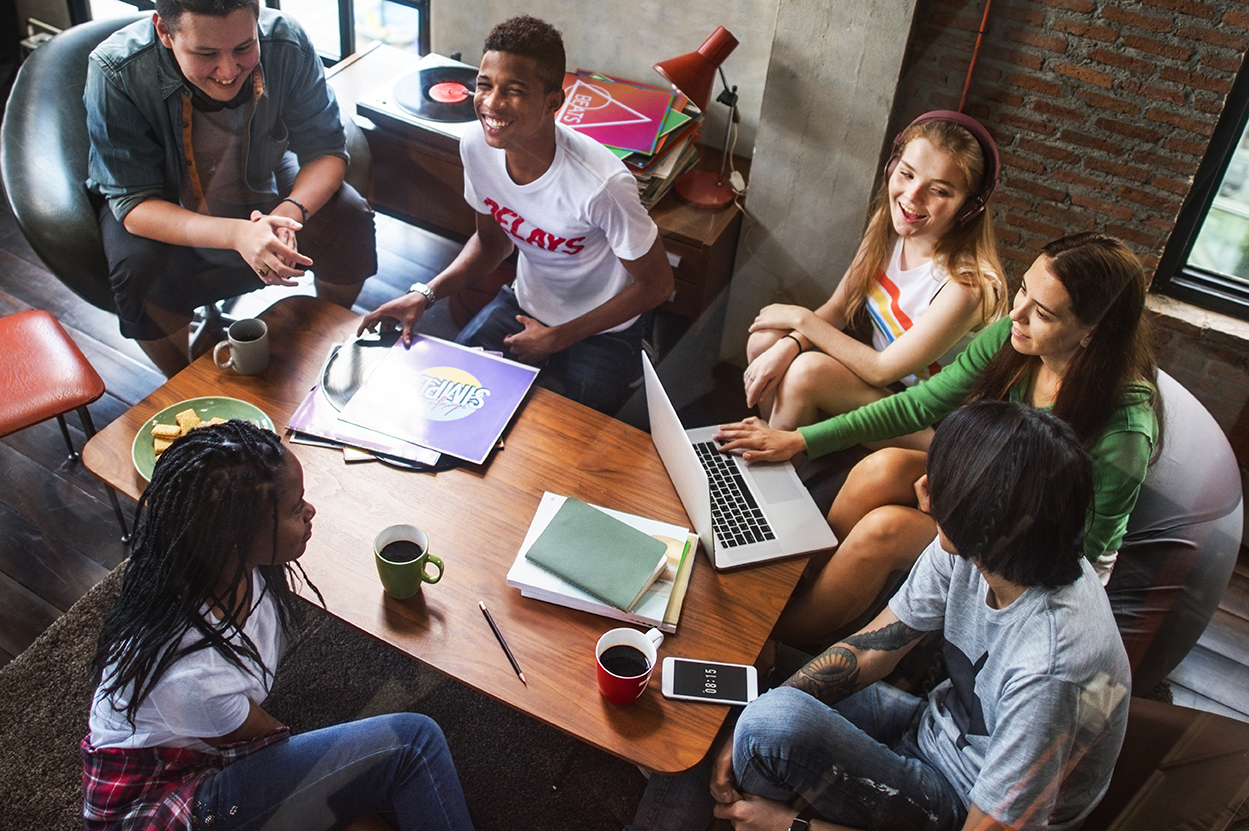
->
[[744, 112, 1007, 436]]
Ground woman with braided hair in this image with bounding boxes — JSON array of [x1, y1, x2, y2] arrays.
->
[[82, 420, 474, 831], [715, 232, 1160, 649]]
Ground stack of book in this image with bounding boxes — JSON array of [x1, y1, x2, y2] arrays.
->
[[507, 493, 697, 633], [557, 70, 702, 209]]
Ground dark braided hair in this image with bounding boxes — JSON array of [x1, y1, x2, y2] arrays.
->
[[91, 420, 321, 725], [927, 401, 1094, 589]]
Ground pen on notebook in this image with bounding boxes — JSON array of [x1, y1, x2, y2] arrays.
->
[[479, 601, 526, 685]]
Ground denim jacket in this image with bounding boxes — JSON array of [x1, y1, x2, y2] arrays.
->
[[86, 9, 346, 223]]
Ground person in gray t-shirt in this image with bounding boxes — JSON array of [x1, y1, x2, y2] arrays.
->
[[707, 401, 1130, 831]]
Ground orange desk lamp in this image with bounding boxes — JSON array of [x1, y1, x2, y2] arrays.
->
[[654, 27, 740, 209]]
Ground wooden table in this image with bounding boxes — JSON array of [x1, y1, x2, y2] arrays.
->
[[83, 296, 805, 773]]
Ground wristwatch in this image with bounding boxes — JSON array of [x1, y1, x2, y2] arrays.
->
[[407, 282, 436, 308], [788, 817, 810, 831]]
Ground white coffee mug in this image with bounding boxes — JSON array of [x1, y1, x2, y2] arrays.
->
[[213, 319, 269, 375]]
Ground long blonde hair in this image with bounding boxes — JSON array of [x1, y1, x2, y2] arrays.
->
[[843, 118, 1006, 333]]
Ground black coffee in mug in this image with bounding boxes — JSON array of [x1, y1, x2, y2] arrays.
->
[[380, 539, 424, 563], [599, 644, 650, 678]]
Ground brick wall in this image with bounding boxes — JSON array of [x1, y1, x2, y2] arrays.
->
[[1149, 296, 1249, 467], [894, 0, 1249, 485], [893, 0, 1249, 277]]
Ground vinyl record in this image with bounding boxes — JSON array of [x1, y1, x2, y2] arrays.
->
[[393, 67, 477, 122], [321, 330, 399, 410]]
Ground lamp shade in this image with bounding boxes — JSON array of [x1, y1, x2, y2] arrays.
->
[[653, 26, 739, 111]]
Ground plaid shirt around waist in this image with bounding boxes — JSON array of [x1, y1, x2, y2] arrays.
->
[[81, 726, 290, 831]]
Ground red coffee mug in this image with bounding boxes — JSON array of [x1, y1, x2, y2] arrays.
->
[[595, 627, 665, 705]]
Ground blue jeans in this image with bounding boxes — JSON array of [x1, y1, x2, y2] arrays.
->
[[455, 284, 647, 416], [736, 685, 966, 830], [193, 713, 474, 831], [627, 685, 966, 831]]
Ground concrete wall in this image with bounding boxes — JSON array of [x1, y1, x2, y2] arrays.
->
[[432, 0, 778, 159], [718, 0, 921, 360]]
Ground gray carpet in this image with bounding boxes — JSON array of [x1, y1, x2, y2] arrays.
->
[[0, 565, 646, 831]]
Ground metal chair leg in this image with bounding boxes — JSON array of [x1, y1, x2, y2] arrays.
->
[[77, 406, 132, 543], [103, 482, 132, 544], [55, 413, 79, 461]]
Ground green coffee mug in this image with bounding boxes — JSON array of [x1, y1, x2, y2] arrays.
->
[[373, 524, 444, 600]]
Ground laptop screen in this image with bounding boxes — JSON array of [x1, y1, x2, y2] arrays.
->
[[641, 354, 715, 558]]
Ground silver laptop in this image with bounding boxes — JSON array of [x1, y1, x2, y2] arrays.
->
[[643, 354, 838, 570]]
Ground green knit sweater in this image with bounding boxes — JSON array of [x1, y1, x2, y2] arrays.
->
[[797, 317, 1159, 561]]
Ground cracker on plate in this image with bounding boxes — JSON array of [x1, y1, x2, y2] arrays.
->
[[153, 413, 232, 461]]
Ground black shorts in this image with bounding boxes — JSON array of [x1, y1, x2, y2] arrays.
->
[[97, 178, 376, 340]]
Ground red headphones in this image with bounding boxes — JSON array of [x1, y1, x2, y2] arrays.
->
[[883, 110, 1001, 227]]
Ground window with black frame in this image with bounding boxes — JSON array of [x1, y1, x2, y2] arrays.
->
[[1155, 55, 1249, 322], [81, 0, 429, 64]]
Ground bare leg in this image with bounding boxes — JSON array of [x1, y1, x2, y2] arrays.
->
[[863, 425, 935, 453], [774, 504, 937, 649], [772, 448, 932, 650], [827, 448, 929, 538], [745, 328, 786, 419], [768, 353, 890, 431], [316, 276, 364, 310]]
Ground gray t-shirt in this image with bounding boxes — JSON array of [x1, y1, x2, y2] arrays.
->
[[181, 105, 279, 217], [890, 540, 1131, 830]]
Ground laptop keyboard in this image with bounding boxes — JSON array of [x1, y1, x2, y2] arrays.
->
[[693, 441, 777, 548]]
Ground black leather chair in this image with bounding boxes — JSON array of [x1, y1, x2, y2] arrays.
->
[[0, 15, 372, 315]]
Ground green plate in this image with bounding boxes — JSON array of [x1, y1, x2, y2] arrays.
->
[[131, 397, 275, 481]]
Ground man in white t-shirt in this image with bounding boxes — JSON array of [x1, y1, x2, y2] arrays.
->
[[359, 15, 673, 415]]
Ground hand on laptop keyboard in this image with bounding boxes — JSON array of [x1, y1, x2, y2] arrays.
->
[[711, 417, 806, 463]]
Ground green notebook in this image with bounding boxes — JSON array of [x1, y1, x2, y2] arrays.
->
[[524, 497, 669, 611]]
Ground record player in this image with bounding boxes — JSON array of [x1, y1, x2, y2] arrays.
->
[[356, 52, 479, 149]]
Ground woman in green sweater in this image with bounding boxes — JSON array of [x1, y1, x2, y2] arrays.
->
[[714, 232, 1159, 648]]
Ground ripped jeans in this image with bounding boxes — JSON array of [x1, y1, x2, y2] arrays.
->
[[626, 684, 966, 831], [733, 685, 966, 831]]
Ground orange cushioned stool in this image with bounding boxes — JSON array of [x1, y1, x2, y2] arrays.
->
[[0, 309, 130, 540]]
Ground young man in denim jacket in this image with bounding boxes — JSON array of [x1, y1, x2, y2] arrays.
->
[[87, 0, 375, 375]]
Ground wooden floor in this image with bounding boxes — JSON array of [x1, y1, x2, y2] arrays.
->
[[1, 187, 1247, 724]]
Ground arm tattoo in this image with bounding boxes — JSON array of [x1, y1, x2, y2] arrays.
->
[[843, 620, 925, 653], [783, 645, 860, 704], [782, 621, 925, 705]]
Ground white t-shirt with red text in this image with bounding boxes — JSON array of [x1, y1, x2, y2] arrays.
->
[[461, 123, 658, 333]]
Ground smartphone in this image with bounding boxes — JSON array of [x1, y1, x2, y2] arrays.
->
[[661, 657, 759, 705]]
